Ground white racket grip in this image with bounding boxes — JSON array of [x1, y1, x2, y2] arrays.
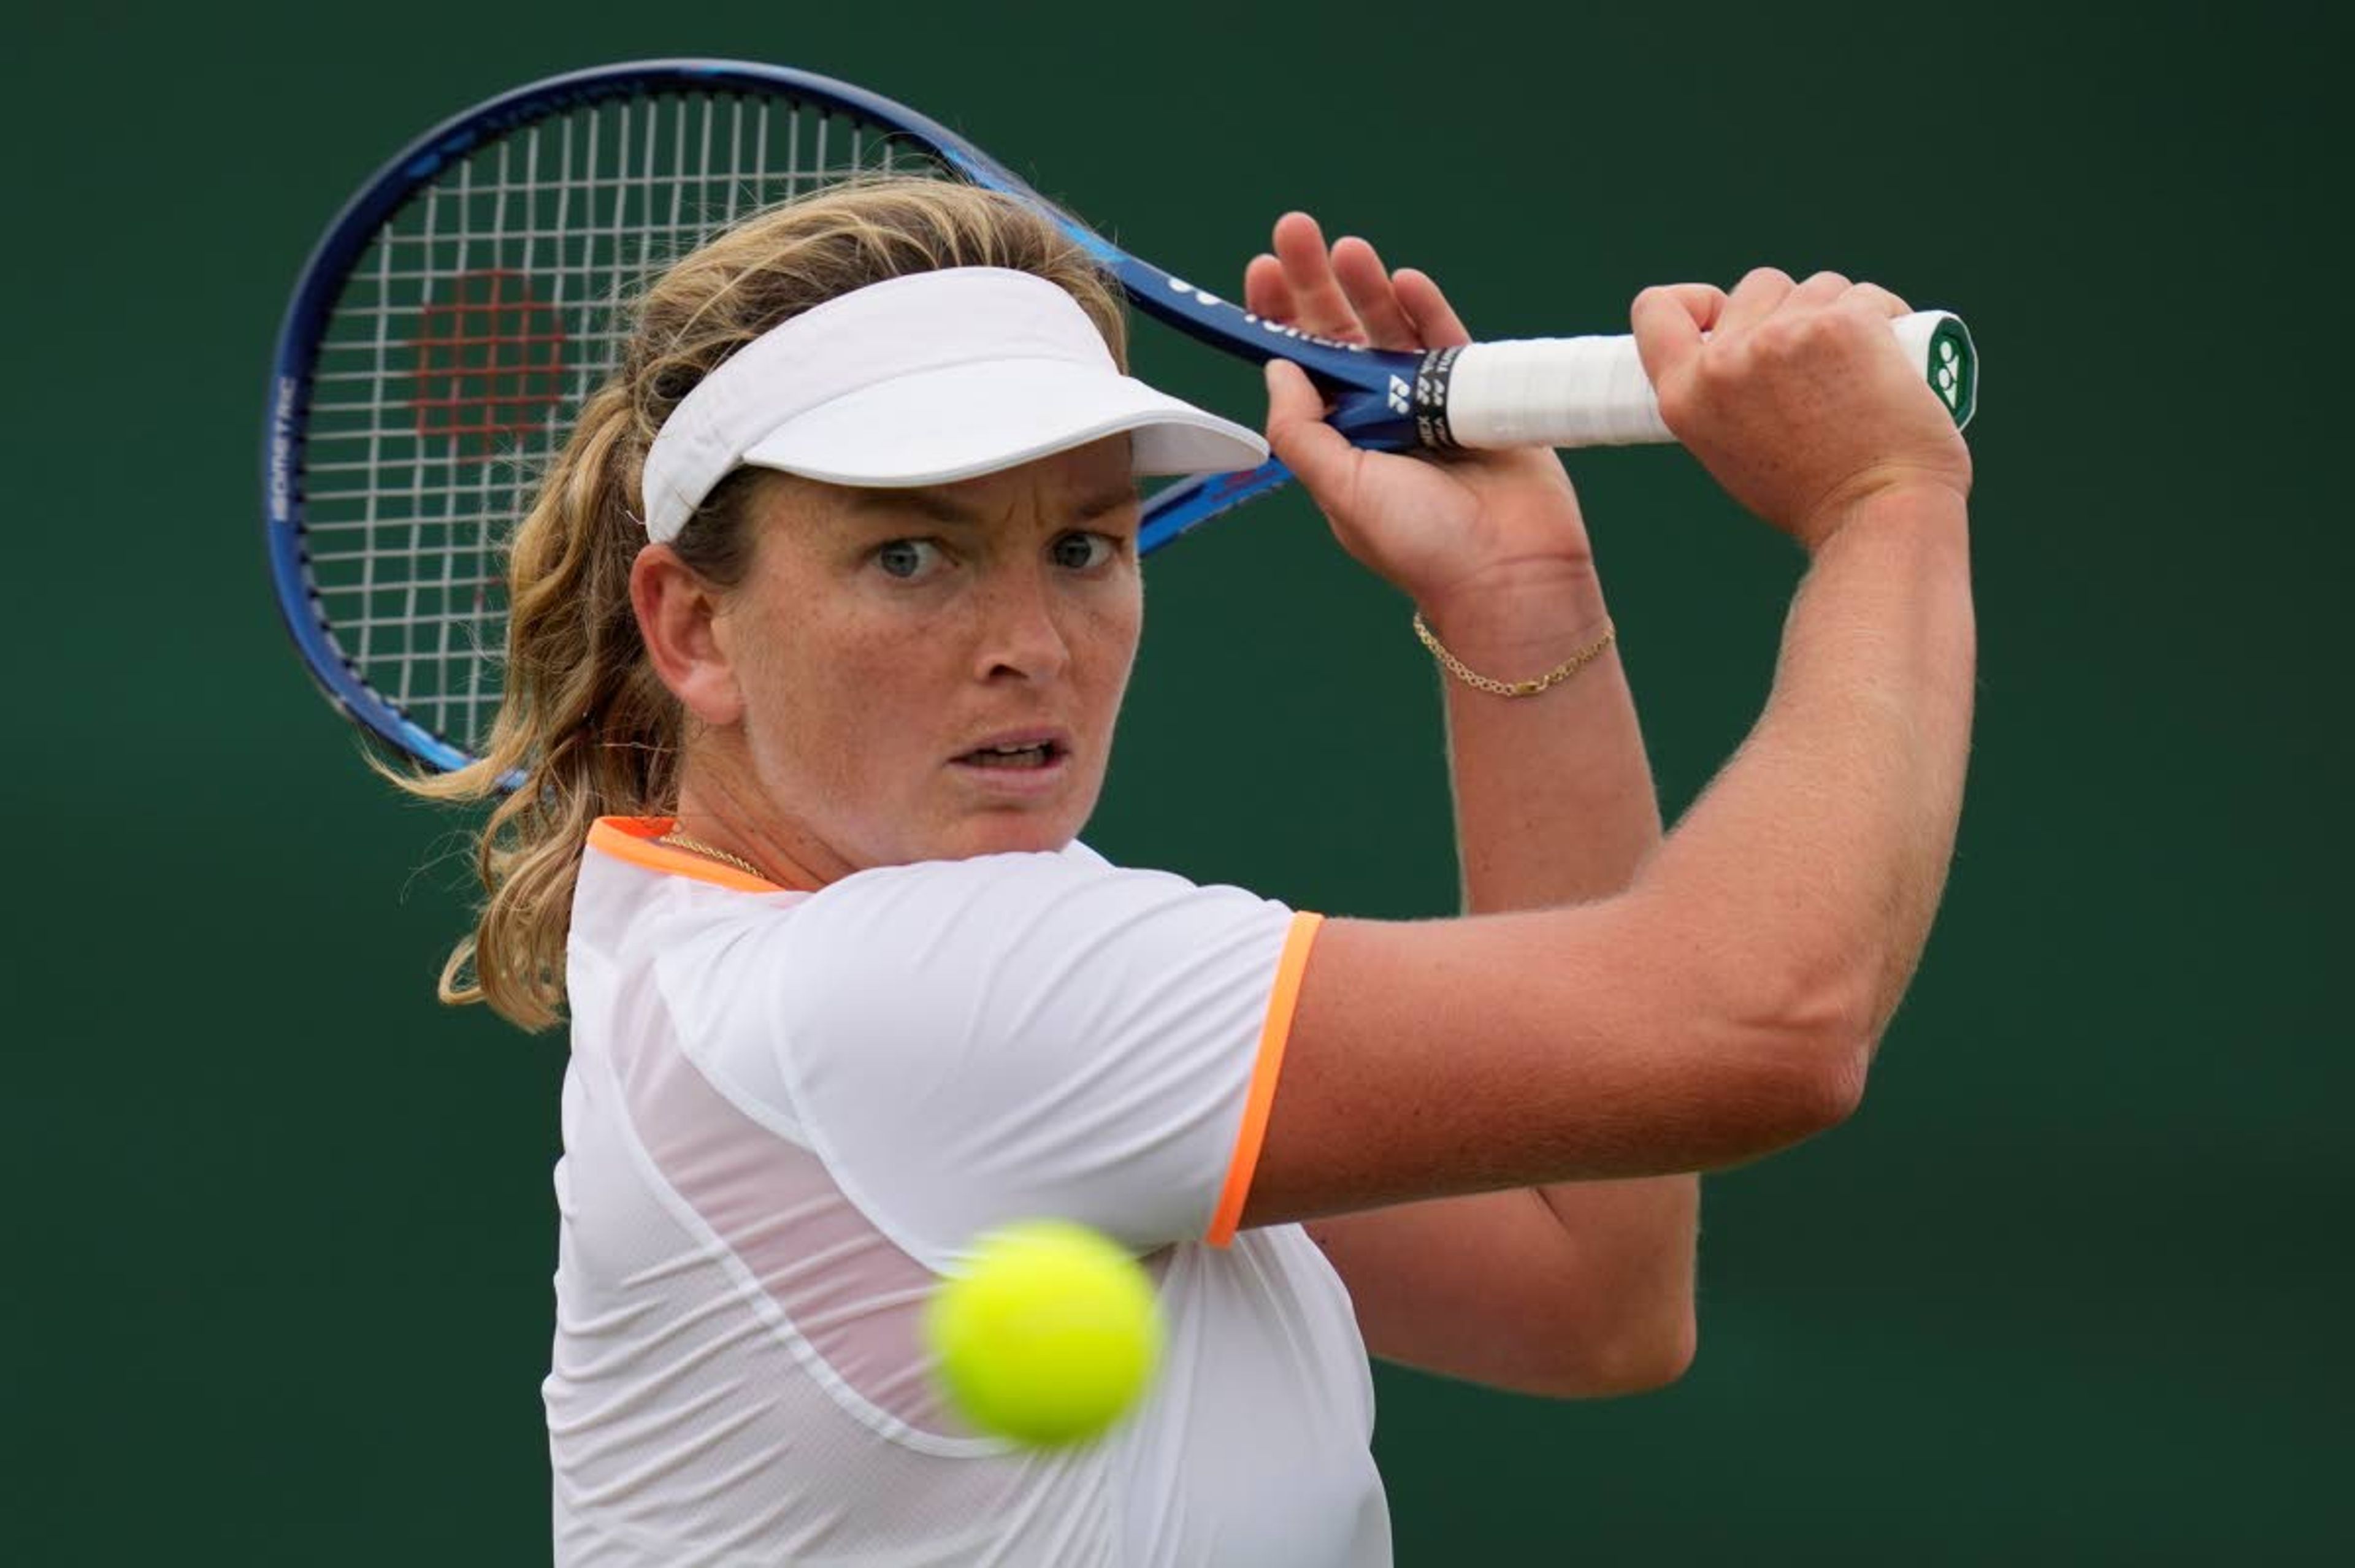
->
[[1438, 310, 1975, 449]]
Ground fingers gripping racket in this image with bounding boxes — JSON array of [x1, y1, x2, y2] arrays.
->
[[265, 59, 1977, 775]]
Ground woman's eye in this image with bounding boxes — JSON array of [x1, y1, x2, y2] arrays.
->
[[1051, 532, 1116, 571], [873, 538, 945, 581]]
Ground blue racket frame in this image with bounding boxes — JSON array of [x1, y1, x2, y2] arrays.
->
[[266, 59, 1434, 773]]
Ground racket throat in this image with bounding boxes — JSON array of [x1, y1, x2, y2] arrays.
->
[[1329, 346, 1467, 451]]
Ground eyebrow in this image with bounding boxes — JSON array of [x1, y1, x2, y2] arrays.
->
[[845, 484, 1141, 527]]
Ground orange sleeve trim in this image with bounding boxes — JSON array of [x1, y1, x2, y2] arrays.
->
[[586, 816, 783, 893], [1205, 911, 1325, 1248]]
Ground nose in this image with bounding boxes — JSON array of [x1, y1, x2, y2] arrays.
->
[[971, 560, 1072, 684]]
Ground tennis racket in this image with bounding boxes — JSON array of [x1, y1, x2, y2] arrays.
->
[[264, 58, 1978, 776]]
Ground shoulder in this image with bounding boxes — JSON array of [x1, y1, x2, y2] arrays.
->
[[748, 849, 1314, 1260], [583, 836, 1306, 1091], [772, 844, 1296, 1017], [757, 843, 1306, 1067]]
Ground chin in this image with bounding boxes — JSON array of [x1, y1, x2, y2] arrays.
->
[[940, 810, 1084, 862]]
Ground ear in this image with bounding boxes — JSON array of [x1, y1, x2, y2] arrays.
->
[[630, 545, 745, 727]]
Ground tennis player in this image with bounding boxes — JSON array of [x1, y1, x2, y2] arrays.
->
[[418, 177, 1974, 1564]]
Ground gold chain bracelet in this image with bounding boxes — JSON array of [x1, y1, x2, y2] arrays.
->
[[1412, 612, 1617, 698]]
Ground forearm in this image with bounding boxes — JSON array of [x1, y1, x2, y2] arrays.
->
[[1639, 487, 1977, 1063], [1426, 565, 1696, 1350]]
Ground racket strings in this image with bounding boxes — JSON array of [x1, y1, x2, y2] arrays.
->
[[299, 89, 930, 753]]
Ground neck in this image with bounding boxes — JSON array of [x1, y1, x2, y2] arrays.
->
[[671, 755, 841, 892]]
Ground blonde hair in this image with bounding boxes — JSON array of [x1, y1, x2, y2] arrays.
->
[[405, 178, 1130, 1031]]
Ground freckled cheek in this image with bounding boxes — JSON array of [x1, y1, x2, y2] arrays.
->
[[1077, 593, 1144, 716], [740, 621, 944, 794]]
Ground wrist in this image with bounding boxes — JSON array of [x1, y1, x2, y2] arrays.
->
[[1415, 563, 1613, 675], [1802, 476, 1970, 554], [1415, 609, 1617, 700]]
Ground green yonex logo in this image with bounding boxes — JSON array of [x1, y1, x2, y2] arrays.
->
[[1929, 321, 1975, 425]]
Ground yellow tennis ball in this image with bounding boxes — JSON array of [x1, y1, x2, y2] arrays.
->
[[923, 1218, 1163, 1447]]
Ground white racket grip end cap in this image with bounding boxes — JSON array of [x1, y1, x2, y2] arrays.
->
[[1441, 310, 1976, 450], [1897, 310, 1977, 427]]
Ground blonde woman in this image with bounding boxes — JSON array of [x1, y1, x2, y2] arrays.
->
[[421, 178, 1974, 1564]]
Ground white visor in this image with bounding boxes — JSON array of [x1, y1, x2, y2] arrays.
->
[[637, 267, 1269, 543]]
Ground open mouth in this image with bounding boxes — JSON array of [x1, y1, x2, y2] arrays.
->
[[955, 740, 1065, 771]]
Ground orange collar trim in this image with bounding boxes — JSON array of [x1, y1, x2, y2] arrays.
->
[[586, 816, 786, 893]]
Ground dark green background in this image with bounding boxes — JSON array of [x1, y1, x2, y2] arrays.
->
[[9, 2, 2346, 1562]]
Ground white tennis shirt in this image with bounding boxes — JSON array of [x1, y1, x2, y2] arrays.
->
[[546, 818, 1392, 1566]]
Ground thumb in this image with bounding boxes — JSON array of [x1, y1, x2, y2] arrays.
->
[[1262, 359, 1363, 505], [1628, 282, 1724, 402]]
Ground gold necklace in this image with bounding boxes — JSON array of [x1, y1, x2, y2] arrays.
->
[[659, 830, 771, 883]]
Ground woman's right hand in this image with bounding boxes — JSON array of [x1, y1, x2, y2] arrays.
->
[[1629, 270, 1974, 553]]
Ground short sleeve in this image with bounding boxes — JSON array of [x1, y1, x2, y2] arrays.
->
[[740, 849, 1319, 1269]]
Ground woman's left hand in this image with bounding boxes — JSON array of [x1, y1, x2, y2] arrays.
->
[[1249, 212, 1595, 621]]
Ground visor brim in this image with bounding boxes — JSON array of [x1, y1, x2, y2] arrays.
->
[[737, 358, 1270, 489]]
